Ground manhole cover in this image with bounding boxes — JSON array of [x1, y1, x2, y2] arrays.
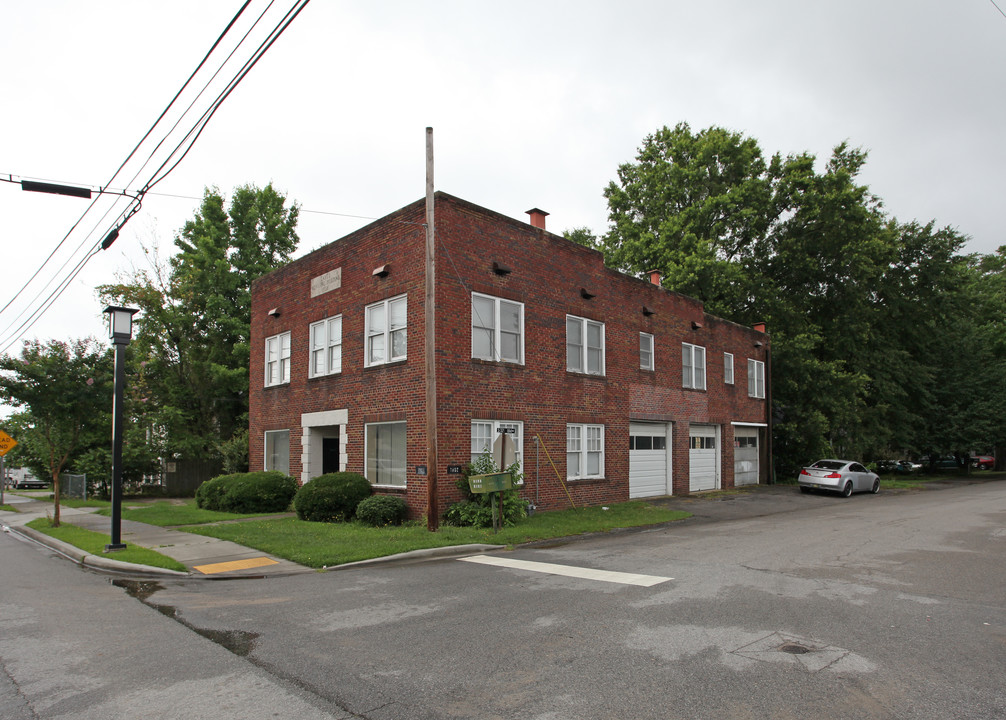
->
[[778, 642, 813, 654]]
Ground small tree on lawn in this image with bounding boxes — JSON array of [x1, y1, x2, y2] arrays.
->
[[0, 338, 111, 525]]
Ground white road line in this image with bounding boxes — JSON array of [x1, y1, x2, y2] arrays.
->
[[459, 555, 673, 587]]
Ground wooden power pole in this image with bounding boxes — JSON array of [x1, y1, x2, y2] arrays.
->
[[425, 127, 439, 531]]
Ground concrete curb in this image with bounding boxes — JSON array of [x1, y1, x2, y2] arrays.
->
[[6, 524, 190, 577], [323, 543, 506, 571]]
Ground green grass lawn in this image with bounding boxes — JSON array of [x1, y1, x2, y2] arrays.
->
[[183, 501, 691, 568], [25, 518, 188, 572], [95, 499, 282, 526]]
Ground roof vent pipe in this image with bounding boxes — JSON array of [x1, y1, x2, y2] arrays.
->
[[526, 208, 549, 229]]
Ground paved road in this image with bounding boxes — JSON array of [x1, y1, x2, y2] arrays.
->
[[3, 481, 1005, 718]]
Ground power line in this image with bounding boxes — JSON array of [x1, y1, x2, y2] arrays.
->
[[0, 0, 311, 353], [0, 2, 256, 325]]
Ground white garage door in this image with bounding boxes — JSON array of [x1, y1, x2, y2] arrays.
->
[[629, 423, 670, 498], [734, 427, 759, 486], [689, 425, 718, 492]]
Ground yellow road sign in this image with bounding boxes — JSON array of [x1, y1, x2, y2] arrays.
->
[[0, 431, 18, 457]]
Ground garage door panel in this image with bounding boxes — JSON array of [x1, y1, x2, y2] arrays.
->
[[630, 423, 669, 498], [734, 428, 759, 486], [689, 425, 718, 492]]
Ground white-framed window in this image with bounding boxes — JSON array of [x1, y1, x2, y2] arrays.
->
[[265, 332, 291, 387], [309, 316, 342, 377], [566, 315, 605, 375], [365, 295, 407, 366], [567, 424, 604, 479], [748, 358, 766, 398], [472, 293, 524, 364], [682, 342, 706, 390], [264, 430, 290, 475], [470, 420, 524, 472], [724, 352, 734, 385], [365, 421, 406, 487], [640, 333, 654, 371]]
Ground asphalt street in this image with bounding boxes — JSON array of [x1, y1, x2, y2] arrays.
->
[[2, 479, 1005, 719]]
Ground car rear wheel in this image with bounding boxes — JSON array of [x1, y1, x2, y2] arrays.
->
[[871, 479, 880, 494], [841, 480, 853, 498]]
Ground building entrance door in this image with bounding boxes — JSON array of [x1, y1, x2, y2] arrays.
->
[[322, 434, 341, 474]]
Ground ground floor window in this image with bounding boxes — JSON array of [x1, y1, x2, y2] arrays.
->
[[567, 424, 604, 479], [264, 430, 290, 475], [365, 421, 406, 487], [471, 420, 523, 472]]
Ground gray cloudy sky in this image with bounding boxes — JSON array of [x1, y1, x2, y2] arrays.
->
[[2, 0, 1004, 351]]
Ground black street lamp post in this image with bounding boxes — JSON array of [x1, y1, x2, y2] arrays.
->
[[104, 305, 138, 552]]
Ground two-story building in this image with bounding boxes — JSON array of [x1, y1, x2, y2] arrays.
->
[[249, 192, 770, 516]]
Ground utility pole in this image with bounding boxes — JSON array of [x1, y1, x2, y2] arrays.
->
[[425, 127, 439, 531]]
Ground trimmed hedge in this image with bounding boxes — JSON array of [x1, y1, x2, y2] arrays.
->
[[294, 472, 372, 522], [195, 471, 297, 514], [356, 495, 409, 527]]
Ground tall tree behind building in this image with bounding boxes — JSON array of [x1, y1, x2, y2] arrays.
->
[[100, 183, 299, 470]]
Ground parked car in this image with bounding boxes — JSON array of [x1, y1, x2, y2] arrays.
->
[[798, 459, 880, 497], [13, 476, 48, 490], [971, 455, 994, 470], [897, 460, 921, 473], [874, 460, 899, 475], [925, 456, 961, 471]]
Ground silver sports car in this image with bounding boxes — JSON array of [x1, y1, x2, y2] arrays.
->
[[798, 459, 880, 497]]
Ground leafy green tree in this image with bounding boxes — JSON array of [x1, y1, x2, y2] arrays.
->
[[563, 227, 600, 250], [602, 122, 774, 315], [600, 123, 989, 476], [99, 183, 299, 468], [0, 339, 109, 524]]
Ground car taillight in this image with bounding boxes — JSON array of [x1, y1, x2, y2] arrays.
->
[[824, 472, 841, 478], [800, 469, 810, 475]]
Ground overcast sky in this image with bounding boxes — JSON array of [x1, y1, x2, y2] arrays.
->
[[3, 0, 1004, 353]]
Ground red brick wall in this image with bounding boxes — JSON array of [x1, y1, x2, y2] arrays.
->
[[249, 192, 770, 518]]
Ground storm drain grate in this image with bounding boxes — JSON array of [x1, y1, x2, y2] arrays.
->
[[778, 641, 813, 654]]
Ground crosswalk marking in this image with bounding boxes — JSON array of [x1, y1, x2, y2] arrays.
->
[[459, 555, 672, 587]]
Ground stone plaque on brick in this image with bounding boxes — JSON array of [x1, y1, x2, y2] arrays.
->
[[311, 267, 342, 298]]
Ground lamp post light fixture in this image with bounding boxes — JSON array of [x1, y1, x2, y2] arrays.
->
[[103, 305, 138, 552]]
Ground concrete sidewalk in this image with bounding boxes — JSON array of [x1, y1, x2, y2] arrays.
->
[[1, 494, 312, 578], [1, 493, 503, 579]]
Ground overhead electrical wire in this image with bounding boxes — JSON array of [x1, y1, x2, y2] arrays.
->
[[0, 1, 254, 325], [0, 0, 311, 354]]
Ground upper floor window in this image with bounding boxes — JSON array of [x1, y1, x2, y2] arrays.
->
[[309, 316, 342, 377], [724, 352, 734, 385], [567, 423, 604, 479], [748, 358, 766, 398], [366, 295, 407, 366], [265, 332, 291, 387], [682, 342, 706, 390], [472, 293, 524, 364], [640, 333, 654, 371], [567, 315, 604, 375]]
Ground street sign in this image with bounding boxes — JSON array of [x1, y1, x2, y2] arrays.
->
[[493, 433, 516, 469], [0, 431, 17, 457]]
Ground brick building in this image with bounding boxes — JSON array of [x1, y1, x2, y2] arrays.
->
[[249, 192, 770, 517]]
